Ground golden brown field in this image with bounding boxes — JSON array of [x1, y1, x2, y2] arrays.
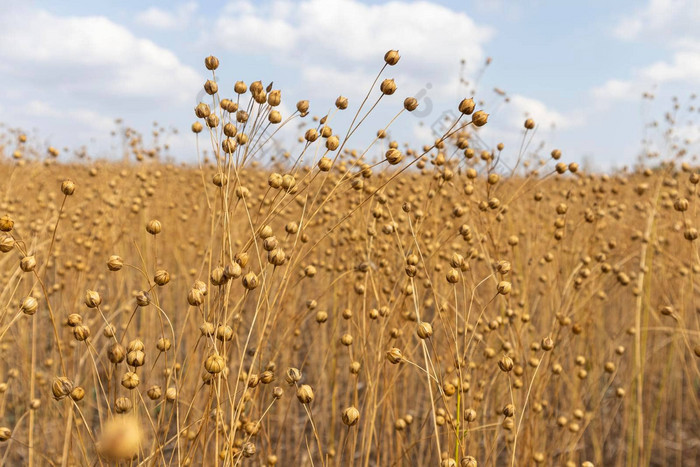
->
[[0, 53, 698, 466]]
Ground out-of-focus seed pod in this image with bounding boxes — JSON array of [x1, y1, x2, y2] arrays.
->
[[0, 215, 14, 232], [147, 385, 162, 400], [70, 387, 85, 402], [146, 219, 162, 235], [497, 281, 512, 295], [0, 427, 12, 441], [61, 180, 76, 196], [0, 235, 14, 253], [73, 325, 91, 341], [107, 255, 123, 271]]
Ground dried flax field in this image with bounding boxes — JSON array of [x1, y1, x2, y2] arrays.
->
[[0, 52, 698, 466]]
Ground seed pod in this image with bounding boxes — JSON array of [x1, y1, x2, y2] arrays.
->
[[0, 427, 12, 441], [318, 157, 332, 171], [66, 313, 82, 327], [446, 269, 460, 284], [224, 262, 242, 279], [204, 55, 219, 70], [195, 102, 211, 118], [147, 385, 162, 400], [342, 406, 360, 426], [296, 384, 314, 404], [73, 325, 91, 341], [497, 281, 512, 295], [192, 121, 203, 133], [205, 354, 226, 374], [340, 334, 353, 346], [20, 255, 37, 272], [286, 368, 302, 385], [385, 148, 403, 165], [335, 96, 348, 109], [315, 311, 328, 323], [386, 347, 403, 364], [524, 118, 535, 129], [458, 98, 475, 115], [108, 343, 126, 364], [20, 296, 38, 315], [156, 338, 171, 352], [464, 408, 477, 423], [121, 371, 140, 390], [154, 269, 170, 286], [61, 180, 76, 196], [70, 387, 85, 402], [503, 404, 515, 417], [216, 325, 233, 342], [126, 350, 145, 367], [146, 219, 162, 235], [0, 235, 14, 253], [115, 397, 132, 413], [380, 79, 397, 95], [498, 355, 514, 372], [107, 255, 123, 271], [403, 97, 418, 111], [541, 337, 554, 351], [417, 322, 433, 339], [0, 215, 14, 232], [242, 272, 258, 290], [384, 49, 400, 65], [471, 111, 488, 127], [326, 136, 340, 151], [52, 376, 73, 400], [135, 291, 150, 307], [187, 288, 204, 306], [234, 81, 247, 94], [85, 290, 102, 308]]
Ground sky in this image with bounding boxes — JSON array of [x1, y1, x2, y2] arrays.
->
[[0, 0, 699, 170]]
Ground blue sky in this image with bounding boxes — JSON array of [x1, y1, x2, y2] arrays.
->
[[0, 0, 698, 169]]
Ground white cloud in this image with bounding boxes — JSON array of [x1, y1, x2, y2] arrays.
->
[[26, 100, 115, 132], [0, 8, 203, 102], [212, 0, 494, 98], [505, 94, 579, 130], [136, 2, 198, 30], [591, 79, 640, 101], [613, 0, 700, 42], [592, 40, 700, 104]]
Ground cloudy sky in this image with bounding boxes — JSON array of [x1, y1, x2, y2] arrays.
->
[[0, 0, 699, 169]]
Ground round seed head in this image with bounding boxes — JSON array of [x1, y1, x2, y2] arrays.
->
[[296, 384, 314, 404], [342, 406, 360, 426], [61, 180, 76, 196]]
